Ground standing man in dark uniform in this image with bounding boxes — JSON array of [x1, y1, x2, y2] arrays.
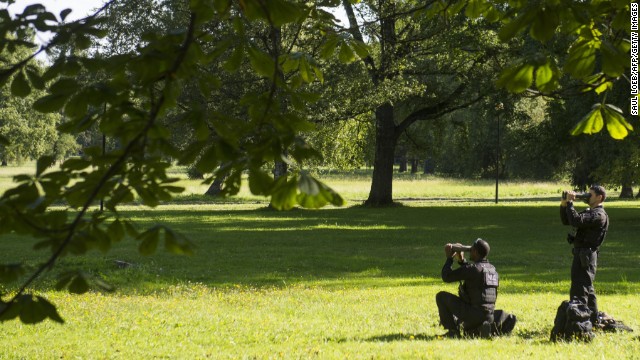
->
[[560, 185, 608, 325], [436, 238, 498, 338]]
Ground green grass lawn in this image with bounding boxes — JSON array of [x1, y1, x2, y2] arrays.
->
[[1, 166, 639, 358]]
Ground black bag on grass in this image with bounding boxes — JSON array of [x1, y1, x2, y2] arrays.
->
[[550, 300, 594, 342]]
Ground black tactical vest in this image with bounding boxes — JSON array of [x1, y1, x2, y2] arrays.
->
[[480, 263, 499, 305], [459, 261, 499, 312]]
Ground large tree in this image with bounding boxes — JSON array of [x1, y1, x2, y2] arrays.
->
[[0, 36, 74, 165], [337, 0, 500, 205]]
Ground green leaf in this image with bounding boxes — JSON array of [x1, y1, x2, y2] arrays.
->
[[25, 67, 45, 90], [270, 177, 298, 210], [248, 169, 274, 195], [247, 46, 275, 79], [36, 155, 55, 177], [565, 40, 597, 79], [75, 35, 92, 50], [296, 175, 344, 208], [0, 134, 9, 146], [268, 0, 303, 26], [297, 173, 320, 196], [223, 43, 244, 72], [465, 0, 491, 19], [529, 9, 559, 42], [535, 61, 559, 93], [603, 107, 633, 140], [61, 158, 91, 171], [50, 78, 78, 95], [282, 54, 300, 73], [605, 104, 624, 115], [60, 8, 72, 21], [299, 56, 312, 83], [138, 227, 160, 255], [164, 228, 194, 256], [0, 68, 17, 88], [593, 81, 612, 95], [570, 105, 603, 136], [64, 92, 89, 118], [124, 221, 140, 238], [33, 94, 69, 113], [313, 66, 324, 84], [601, 41, 627, 77], [320, 36, 339, 60], [11, 71, 31, 97], [350, 40, 369, 59], [213, 0, 231, 14], [338, 43, 356, 64], [496, 63, 534, 93], [498, 10, 536, 42]]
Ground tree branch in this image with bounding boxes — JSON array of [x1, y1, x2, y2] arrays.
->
[[397, 83, 487, 134], [0, 11, 199, 317]]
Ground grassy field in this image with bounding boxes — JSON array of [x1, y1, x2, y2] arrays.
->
[[1, 164, 639, 359]]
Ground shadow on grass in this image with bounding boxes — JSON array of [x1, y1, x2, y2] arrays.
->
[[392, 196, 564, 203], [3, 205, 640, 293], [365, 333, 439, 342], [515, 329, 550, 340], [330, 334, 439, 343]]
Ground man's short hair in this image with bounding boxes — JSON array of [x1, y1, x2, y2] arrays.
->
[[590, 185, 606, 202], [472, 238, 490, 258]]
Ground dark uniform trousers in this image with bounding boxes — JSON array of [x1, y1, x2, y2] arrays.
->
[[570, 248, 598, 323], [435, 291, 493, 332]]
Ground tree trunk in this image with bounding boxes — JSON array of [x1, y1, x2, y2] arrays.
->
[[271, 25, 288, 183], [423, 159, 435, 174], [620, 185, 634, 199], [1, 159, 6, 166], [365, 103, 397, 206], [398, 156, 407, 173], [205, 177, 225, 197], [410, 159, 418, 174], [273, 159, 287, 180]]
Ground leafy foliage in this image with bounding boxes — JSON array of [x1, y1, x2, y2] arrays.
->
[[462, 0, 633, 139], [0, 0, 351, 323]]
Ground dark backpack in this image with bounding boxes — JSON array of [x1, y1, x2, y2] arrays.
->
[[550, 300, 594, 342]]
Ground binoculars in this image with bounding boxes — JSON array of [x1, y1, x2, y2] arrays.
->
[[449, 243, 472, 252], [562, 191, 591, 201]]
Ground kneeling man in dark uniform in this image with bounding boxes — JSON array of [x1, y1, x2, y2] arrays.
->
[[436, 238, 498, 338]]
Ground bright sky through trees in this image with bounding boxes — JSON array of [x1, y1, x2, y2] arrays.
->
[[6, 0, 106, 45]]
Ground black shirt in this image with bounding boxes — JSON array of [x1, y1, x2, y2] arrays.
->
[[560, 203, 608, 249]]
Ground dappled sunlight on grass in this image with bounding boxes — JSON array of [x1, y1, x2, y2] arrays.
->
[[2, 168, 640, 357]]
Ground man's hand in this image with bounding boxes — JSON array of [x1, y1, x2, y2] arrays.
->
[[444, 243, 453, 258], [453, 251, 465, 263], [561, 190, 575, 206]]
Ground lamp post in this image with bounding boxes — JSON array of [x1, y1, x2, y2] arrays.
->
[[495, 102, 504, 204]]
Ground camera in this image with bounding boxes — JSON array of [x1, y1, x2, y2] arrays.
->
[[562, 191, 591, 202]]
